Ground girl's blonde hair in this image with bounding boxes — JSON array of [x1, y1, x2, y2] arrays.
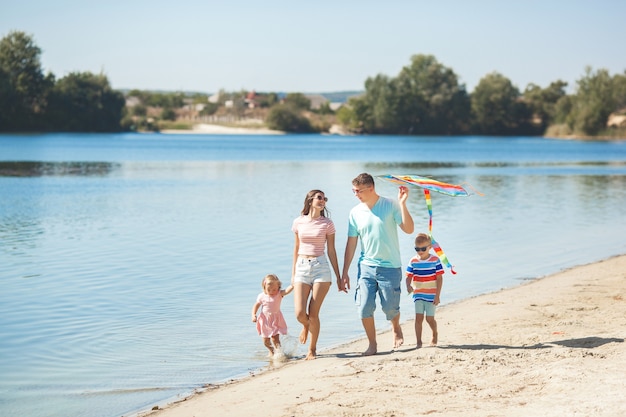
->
[[261, 274, 282, 294]]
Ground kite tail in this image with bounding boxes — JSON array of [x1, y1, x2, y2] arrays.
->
[[430, 238, 457, 274], [423, 189, 457, 274]]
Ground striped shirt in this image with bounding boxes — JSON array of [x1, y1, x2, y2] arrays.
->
[[291, 215, 336, 257], [406, 254, 444, 302]]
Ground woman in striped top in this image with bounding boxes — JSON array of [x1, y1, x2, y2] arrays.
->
[[291, 189, 342, 360]]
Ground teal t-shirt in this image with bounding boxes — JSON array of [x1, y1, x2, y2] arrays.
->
[[347, 196, 402, 268]]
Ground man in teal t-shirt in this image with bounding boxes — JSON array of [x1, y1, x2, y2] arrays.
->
[[341, 173, 414, 356]]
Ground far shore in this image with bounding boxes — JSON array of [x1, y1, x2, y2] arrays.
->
[[157, 123, 625, 140], [143, 255, 626, 417], [159, 123, 284, 135]]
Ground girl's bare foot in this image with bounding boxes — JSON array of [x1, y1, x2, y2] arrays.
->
[[305, 349, 316, 360], [299, 325, 309, 344], [362, 344, 377, 356]]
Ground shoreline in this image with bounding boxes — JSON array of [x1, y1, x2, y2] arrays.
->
[[157, 124, 625, 140], [143, 255, 626, 417], [159, 123, 284, 135]]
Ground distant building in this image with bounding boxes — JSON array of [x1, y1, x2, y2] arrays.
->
[[125, 96, 141, 107], [245, 90, 259, 108], [607, 113, 626, 128]]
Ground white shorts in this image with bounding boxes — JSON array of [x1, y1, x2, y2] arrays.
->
[[293, 256, 331, 286]]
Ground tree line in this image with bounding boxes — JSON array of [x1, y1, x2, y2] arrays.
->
[[0, 31, 126, 132], [1, 30, 625, 136], [337, 54, 626, 137]]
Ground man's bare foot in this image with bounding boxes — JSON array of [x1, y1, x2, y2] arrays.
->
[[299, 325, 309, 344], [393, 326, 404, 349], [362, 344, 377, 356], [305, 350, 316, 360], [431, 332, 438, 346], [416, 342, 423, 349]]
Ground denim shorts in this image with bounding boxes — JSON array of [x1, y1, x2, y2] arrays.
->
[[293, 256, 331, 286], [354, 263, 402, 320], [413, 299, 436, 316]]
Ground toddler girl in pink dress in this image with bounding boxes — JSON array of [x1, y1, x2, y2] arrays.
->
[[251, 274, 293, 359]]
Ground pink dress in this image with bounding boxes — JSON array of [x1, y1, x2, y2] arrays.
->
[[255, 292, 288, 338]]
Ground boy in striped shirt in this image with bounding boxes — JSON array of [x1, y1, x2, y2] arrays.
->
[[405, 233, 444, 347]]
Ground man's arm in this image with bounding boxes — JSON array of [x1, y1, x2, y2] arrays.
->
[[340, 236, 358, 291], [397, 186, 414, 234]]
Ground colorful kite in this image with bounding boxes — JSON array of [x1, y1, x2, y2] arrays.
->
[[377, 174, 480, 274]]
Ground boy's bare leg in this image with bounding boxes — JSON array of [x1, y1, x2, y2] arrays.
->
[[425, 316, 438, 346], [391, 313, 404, 349], [414, 314, 424, 348], [361, 317, 377, 356]]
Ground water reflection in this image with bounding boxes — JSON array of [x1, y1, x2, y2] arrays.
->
[[0, 161, 119, 177]]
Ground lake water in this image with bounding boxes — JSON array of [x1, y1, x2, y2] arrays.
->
[[1, 133, 625, 417]]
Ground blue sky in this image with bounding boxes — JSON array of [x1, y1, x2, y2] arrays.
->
[[1, 0, 625, 94]]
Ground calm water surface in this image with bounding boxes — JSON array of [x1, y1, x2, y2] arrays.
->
[[1, 133, 626, 417]]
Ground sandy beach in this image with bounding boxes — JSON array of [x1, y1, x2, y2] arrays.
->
[[145, 255, 626, 417], [160, 123, 284, 135]]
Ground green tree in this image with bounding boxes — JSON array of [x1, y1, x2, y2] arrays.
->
[[132, 104, 147, 117], [266, 104, 313, 133], [352, 55, 470, 134], [161, 107, 177, 121], [283, 93, 311, 110], [257, 92, 279, 108], [523, 80, 568, 131], [612, 71, 626, 110], [394, 54, 470, 134], [46, 72, 126, 132], [336, 105, 359, 130], [470, 72, 530, 134], [357, 74, 400, 133], [567, 67, 615, 135], [199, 102, 219, 116], [0, 31, 53, 131], [553, 95, 574, 124]]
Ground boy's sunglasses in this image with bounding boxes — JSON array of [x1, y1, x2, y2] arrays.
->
[[414, 246, 429, 252]]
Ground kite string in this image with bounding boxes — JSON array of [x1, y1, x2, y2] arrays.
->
[[423, 189, 457, 274], [461, 182, 485, 197]]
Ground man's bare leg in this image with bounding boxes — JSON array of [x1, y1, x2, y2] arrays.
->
[[391, 313, 404, 349], [361, 317, 377, 356]]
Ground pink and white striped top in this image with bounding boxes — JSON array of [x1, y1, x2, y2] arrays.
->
[[291, 215, 336, 257]]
